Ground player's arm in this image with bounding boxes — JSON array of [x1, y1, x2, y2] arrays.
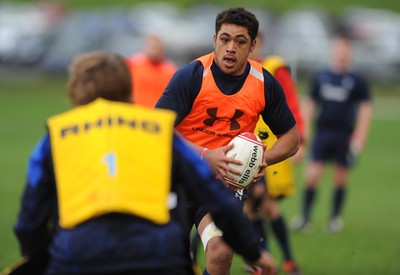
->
[[302, 97, 317, 146], [350, 77, 373, 152], [261, 72, 300, 166], [155, 61, 203, 126], [264, 125, 300, 166], [12, 135, 56, 273], [351, 100, 373, 151], [173, 134, 276, 273], [302, 73, 323, 146], [175, 131, 242, 182], [14, 135, 56, 255], [274, 67, 304, 137]]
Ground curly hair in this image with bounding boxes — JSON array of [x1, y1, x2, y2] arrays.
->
[[215, 7, 259, 41], [67, 51, 132, 106]]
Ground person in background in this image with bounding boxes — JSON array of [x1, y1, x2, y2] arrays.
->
[[290, 33, 373, 234], [242, 31, 304, 275], [126, 34, 177, 108], [156, 7, 300, 275], [10, 51, 276, 275]]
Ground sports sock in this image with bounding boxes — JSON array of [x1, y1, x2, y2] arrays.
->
[[303, 187, 316, 221], [332, 186, 346, 218], [251, 218, 267, 250], [271, 215, 292, 261]]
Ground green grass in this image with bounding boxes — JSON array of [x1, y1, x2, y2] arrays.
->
[[194, 90, 400, 274], [194, 118, 400, 274], [11, 0, 400, 13], [0, 73, 70, 268], [1, 74, 400, 274]]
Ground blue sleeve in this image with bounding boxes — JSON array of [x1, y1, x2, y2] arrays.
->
[[155, 61, 203, 126], [14, 135, 57, 256], [309, 71, 322, 101], [172, 134, 261, 261], [353, 73, 371, 101], [261, 69, 296, 136]]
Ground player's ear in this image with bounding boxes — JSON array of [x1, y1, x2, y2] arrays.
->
[[250, 40, 256, 53], [213, 34, 217, 48]]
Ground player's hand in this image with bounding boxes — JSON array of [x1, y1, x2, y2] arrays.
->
[[252, 161, 267, 183], [350, 134, 364, 153], [245, 250, 277, 275], [252, 143, 267, 182], [203, 143, 242, 182]]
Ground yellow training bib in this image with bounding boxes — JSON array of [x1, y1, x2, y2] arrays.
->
[[255, 55, 295, 198], [262, 55, 286, 76], [255, 118, 294, 198], [48, 98, 176, 228]]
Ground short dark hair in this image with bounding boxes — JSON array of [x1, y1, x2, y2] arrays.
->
[[215, 7, 259, 41], [333, 23, 351, 40]]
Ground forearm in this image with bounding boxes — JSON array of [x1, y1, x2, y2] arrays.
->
[[14, 137, 56, 257], [352, 101, 373, 146], [264, 126, 300, 165], [212, 208, 261, 261], [14, 185, 56, 256], [302, 98, 316, 145], [174, 131, 203, 153]]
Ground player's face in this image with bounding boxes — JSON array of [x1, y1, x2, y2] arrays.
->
[[331, 38, 352, 72], [213, 24, 255, 76]]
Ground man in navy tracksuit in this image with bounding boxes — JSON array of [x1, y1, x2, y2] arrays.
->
[[291, 34, 373, 234]]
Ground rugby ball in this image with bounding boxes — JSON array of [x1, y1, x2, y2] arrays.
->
[[224, 132, 264, 190]]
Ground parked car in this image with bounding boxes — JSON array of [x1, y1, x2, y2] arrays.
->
[[342, 8, 400, 82], [273, 8, 333, 78], [38, 8, 139, 73], [0, 3, 63, 66], [127, 2, 216, 66]]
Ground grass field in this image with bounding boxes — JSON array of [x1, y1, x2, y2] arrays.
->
[[0, 72, 399, 274], [12, 0, 400, 14]]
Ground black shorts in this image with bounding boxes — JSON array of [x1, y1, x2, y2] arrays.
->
[[311, 129, 352, 167], [188, 188, 249, 228]]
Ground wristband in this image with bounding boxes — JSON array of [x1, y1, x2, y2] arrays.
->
[[201, 148, 208, 159]]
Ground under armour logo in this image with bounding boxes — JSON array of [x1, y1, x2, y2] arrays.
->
[[234, 189, 244, 201], [203, 107, 244, 130]]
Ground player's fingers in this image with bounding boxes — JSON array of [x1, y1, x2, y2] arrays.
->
[[268, 265, 278, 275], [224, 154, 242, 165], [218, 165, 240, 181], [226, 166, 242, 176], [223, 142, 234, 153], [218, 161, 242, 176], [253, 173, 264, 182], [258, 161, 267, 170], [259, 264, 277, 275], [253, 164, 266, 180], [219, 169, 236, 181]]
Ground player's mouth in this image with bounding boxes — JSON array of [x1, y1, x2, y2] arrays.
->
[[223, 56, 236, 67]]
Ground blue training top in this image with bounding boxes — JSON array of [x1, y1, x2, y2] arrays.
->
[[310, 68, 371, 132], [14, 133, 261, 273]]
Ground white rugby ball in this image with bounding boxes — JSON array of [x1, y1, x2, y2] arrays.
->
[[224, 132, 264, 190]]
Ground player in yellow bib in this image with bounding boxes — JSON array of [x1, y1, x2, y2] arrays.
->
[[10, 52, 277, 275], [245, 32, 305, 275]]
